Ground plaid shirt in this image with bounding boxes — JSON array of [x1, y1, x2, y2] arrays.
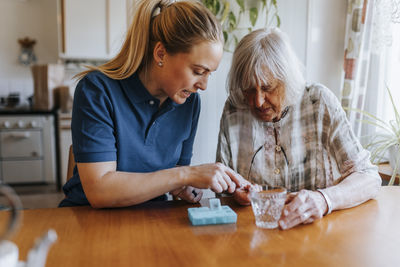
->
[[216, 83, 379, 192]]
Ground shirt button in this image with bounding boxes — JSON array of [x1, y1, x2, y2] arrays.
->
[[274, 168, 280, 174], [275, 145, 281, 152], [149, 100, 155, 105]]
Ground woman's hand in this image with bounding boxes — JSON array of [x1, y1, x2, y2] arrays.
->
[[186, 163, 250, 194], [233, 184, 263, 205], [170, 186, 203, 203], [278, 189, 328, 230]]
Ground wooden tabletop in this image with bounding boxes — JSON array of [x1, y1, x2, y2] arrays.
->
[[1, 186, 400, 267]]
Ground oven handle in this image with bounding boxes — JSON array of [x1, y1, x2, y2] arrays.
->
[[6, 132, 31, 139]]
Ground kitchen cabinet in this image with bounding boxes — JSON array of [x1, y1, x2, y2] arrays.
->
[[58, 0, 133, 60]]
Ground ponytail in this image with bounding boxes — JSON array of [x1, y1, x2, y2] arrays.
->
[[76, 0, 222, 80]]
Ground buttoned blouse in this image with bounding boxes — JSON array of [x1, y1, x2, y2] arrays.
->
[[216, 83, 379, 192]]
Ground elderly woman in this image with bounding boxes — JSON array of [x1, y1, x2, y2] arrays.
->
[[216, 28, 381, 230]]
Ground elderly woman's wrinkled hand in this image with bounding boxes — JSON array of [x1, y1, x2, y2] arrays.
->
[[278, 189, 328, 230], [233, 183, 262, 205]]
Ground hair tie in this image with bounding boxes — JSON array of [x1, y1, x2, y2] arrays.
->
[[152, 5, 161, 18]]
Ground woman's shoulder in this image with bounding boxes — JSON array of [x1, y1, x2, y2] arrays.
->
[[220, 99, 253, 126], [80, 70, 116, 86], [303, 83, 341, 108], [76, 70, 119, 95], [221, 99, 244, 117]]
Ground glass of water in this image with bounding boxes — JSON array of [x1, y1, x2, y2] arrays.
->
[[250, 186, 287, 229]]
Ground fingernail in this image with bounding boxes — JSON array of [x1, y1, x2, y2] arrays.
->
[[283, 209, 289, 216], [279, 221, 286, 229]]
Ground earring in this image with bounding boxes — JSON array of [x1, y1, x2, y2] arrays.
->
[[158, 61, 163, 67]]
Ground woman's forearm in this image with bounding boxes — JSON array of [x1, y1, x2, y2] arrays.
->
[[78, 162, 244, 208], [320, 171, 381, 212], [79, 163, 188, 208]]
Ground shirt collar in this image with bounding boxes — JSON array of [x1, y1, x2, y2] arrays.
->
[[121, 73, 180, 108], [120, 73, 158, 104], [261, 106, 291, 127]]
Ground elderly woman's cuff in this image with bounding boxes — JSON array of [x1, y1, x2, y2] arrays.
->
[[317, 189, 333, 215]]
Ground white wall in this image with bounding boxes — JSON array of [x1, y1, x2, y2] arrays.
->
[[0, 0, 58, 101], [306, 0, 347, 96]]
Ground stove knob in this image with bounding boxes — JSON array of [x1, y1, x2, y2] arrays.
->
[[16, 120, 25, 128], [3, 121, 11, 128], [29, 121, 38, 128]]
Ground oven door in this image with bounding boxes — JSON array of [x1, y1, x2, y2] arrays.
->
[[1, 130, 43, 158], [0, 130, 44, 183]]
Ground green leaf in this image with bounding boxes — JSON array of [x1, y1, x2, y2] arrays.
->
[[386, 85, 400, 129], [236, 0, 245, 12], [202, 0, 220, 15], [223, 31, 228, 43], [345, 107, 392, 132], [276, 15, 281, 27], [220, 1, 230, 24], [358, 119, 393, 135], [389, 155, 400, 185], [261, 0, 267, 7], [228, 11, 237, 32], [215, 0, 221, 15], [249, 7, 258, 27], [272, 0, 277, 6]]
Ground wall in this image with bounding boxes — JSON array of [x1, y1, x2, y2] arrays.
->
[[0, 0, 58, 102], [306, 0, 347, 96]]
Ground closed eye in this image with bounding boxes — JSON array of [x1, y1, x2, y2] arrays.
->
[[261, 85, 273, 92], [194, 70, 212, 77]]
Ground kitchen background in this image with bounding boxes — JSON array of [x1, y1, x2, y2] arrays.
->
[[0, 0, 347, 200]]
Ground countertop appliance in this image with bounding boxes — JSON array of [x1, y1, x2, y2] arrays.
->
[[0, 112, 57, 184]]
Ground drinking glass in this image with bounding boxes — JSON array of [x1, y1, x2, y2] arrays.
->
[[250, 186, 287, 229]]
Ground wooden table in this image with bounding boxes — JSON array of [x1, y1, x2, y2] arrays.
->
[[2, 187, 400, 267]]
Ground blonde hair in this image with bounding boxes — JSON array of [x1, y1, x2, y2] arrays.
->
[[227, 28, 305, 109], [77, 0, 223, 80]]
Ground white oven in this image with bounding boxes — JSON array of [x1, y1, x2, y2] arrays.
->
[[0, 114, 56, 184]]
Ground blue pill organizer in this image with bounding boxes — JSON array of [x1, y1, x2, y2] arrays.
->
[[188, 198, 237, 226]]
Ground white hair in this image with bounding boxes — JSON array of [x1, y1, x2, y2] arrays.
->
[[227, 28, 305, 109]]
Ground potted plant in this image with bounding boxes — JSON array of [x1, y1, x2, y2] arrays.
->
[[348, 87, 400, 185], [201, 0, 280, 52]]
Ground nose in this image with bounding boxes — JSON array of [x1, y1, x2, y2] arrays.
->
[[254, 88, 265, 108], [195, 75, 209, 91]]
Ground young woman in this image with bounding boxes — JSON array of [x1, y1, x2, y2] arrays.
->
[[60, 0, 249, 208]]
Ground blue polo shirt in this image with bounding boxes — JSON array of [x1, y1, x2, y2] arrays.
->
[[60, 71, 201, 207]]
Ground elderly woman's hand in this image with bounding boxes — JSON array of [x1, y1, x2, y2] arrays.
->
[[278, 189, 328, 230], [233, 183, 262, 205], [170, 186, 203, 203]]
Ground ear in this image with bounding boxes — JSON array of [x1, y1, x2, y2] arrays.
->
[[153, 42, 166, 63]]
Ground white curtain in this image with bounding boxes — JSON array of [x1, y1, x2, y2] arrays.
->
[[340, 0, 399, 140], [340, 0, 375, 138]]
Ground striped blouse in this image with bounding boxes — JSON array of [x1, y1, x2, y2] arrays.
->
[[216, 83, 379, 192]]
